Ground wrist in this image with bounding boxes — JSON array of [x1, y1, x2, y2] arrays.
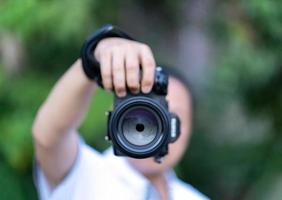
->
[[74, 59, 98, 89]]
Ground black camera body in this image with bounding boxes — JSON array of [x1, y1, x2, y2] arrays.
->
[[106, 67, 180, 162], [80, 24, 181, 162]]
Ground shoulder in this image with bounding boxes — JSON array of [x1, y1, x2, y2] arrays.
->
[[171, 178, 209, 200]]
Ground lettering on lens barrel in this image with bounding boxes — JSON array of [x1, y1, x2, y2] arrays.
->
[[106, 67, 181, 163]]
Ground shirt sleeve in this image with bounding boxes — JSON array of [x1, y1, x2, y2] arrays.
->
[[33, 138, 103, 200]]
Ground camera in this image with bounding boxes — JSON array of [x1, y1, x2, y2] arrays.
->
[[106, 67, 180, 162], [80, 24, 181, 162]]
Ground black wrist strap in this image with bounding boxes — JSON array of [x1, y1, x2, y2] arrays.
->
[[80, 24, 135, 86]]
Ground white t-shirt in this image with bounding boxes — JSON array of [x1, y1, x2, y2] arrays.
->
[[34, 141, 209, 200]]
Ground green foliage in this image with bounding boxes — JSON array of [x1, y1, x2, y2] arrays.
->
[[1, 0, 96, 40], [79, 88, 113, 151], [242, 0, 282, 43], [0, 69, 49, 198], [0, 162, 24, 200]]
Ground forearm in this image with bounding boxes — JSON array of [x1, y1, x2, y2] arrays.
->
[[33, 59, 96, 147]]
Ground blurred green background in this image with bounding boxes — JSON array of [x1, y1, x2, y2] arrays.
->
[[0, 0, 281, 199]]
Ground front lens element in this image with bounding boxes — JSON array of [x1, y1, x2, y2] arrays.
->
[[121, 107, 159, 146]]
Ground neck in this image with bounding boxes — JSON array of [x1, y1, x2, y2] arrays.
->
[[145, 173, 169, 200]]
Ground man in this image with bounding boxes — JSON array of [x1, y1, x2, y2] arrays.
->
[[32, 26, 209, 200]]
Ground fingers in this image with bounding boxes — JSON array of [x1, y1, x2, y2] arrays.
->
[[100, 49, 113, 91], [112, 48, 126, 97], [139, 44, 156, 93], [125, 50, 140, 94]]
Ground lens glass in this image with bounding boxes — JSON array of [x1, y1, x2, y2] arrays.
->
[[121, 107, 159, 146]]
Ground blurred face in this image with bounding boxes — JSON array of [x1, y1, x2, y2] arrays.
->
[[127, 78, 192, 177]]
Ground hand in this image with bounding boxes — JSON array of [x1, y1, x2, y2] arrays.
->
[[94, 38, 156, 97]]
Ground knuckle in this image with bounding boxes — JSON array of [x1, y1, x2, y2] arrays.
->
[[114, 79, 125, 87], [113, 66, 123, 74], [103, 83, 112, 91], [124, 42, 132, 49], [99, 46, 111, 55], [126, 63, 138, 72], [102, 71, 111, 79], [114, 80, 124, 88], [102, 78, 112, 86], [127, 78, 139, 87], [98, 49, 110, 61], [140, 44, 150, 52], [144, 59, 155, 68], [127, 74, 138, 82], [113, 71, 125, 84], [102, 48, 111, 57], [112, 45, 120, 52], [113, 44, 127, 53], [110, 46, 122, 56]]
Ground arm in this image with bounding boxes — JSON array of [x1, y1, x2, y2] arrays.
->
[[32, 60, 96, 187], [32, 37, 156, 188]]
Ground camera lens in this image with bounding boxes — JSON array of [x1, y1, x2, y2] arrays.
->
[[121, 107, 159, 146], [109, 96, 171, 158]]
